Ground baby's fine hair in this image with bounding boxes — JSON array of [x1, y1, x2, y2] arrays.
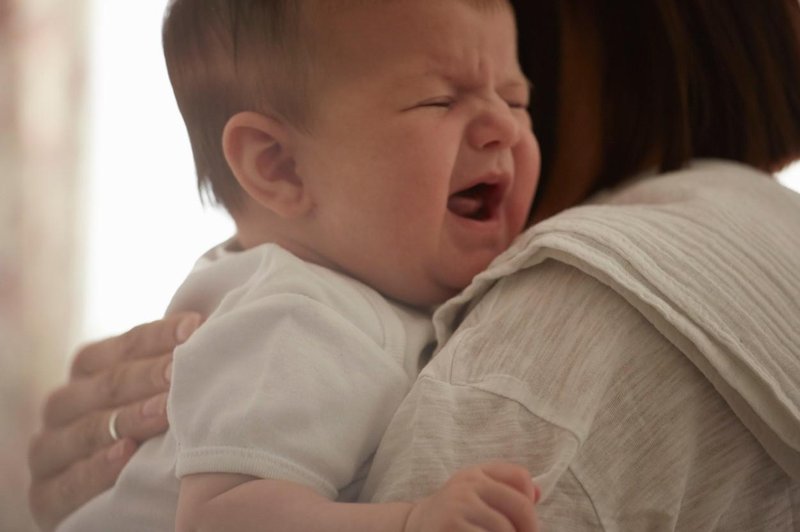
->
[[163, 0, 314, 214], [163, 0, 510, 215]]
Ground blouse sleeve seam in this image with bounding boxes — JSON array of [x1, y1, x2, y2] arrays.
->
[[413, 373, 605, 528], [416, 372, 586, 445], [565, 466, 610, 532]]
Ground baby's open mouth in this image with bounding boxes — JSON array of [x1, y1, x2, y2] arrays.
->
[[448, 183, 502, 221]]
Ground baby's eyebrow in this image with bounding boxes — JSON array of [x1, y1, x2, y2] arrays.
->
[[525, 78, 534, 92], [499, 77, 534, 94], [388, 70, 446, 87], [389, 68, 533, 95], [514, 78, 534, 89]]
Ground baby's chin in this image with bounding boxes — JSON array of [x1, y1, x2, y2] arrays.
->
[[445, 256, 496, 289], [395, 265, 492, 309], [374, 278, 456, 310]]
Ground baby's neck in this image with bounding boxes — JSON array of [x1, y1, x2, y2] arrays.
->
[[234, 221, 334, 273]]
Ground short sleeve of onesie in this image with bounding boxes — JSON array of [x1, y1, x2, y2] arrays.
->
[[169, 289, 413, 499]]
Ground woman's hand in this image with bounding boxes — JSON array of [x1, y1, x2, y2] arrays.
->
[[27, 312, 202, 531]]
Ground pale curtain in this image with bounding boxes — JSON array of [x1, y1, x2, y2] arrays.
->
[[0, 0, 88, 529]]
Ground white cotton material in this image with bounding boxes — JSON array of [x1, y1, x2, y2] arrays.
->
[[58, 243, 432, 532], [364, 160, 800, 530]]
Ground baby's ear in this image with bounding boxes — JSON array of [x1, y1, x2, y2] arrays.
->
[[222, 111, 313, 219]]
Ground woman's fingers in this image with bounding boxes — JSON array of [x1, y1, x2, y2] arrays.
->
[[70, 312, 201, 378], [28, 439, 138, 532], [27, 314, 201, 531], [44, 353, 173, 428], [30, 393, 169, 480]]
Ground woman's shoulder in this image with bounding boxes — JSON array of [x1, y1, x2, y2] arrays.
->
[[433, 160, 800, 345], [384, 260, 796, 527], [428, 260, 672, 439], [549, 157, 796, 216], [431, 159, 800, 476]]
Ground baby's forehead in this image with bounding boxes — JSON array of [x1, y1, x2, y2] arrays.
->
[[310, 0, 509, 10], [309, 2, 520, 84], [306, 0, 511, 29]]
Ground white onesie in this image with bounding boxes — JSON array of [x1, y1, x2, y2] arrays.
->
[[58, 242, 433, 531]]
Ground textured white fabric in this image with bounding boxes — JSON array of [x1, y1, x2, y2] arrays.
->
[[364, 161, 800, 530], [58, 243, 432, 532]]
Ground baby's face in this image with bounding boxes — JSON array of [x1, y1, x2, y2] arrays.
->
[[296, 0, 540, 306]]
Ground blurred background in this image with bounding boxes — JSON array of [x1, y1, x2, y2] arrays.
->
[[1, 2, 800, 530], [1, 1, 232, 529]]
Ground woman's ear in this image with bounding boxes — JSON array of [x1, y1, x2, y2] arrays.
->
[[222, 111, 313, 219]]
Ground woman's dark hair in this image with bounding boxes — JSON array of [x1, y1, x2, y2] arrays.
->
[[514, 0, 800, 217], [511, 1, 560, 219]]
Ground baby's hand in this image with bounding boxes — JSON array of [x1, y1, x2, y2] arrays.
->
[[404, 462, 539, 532]]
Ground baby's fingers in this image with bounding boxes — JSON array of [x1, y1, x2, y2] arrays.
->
[[473, 462, 538, 532], [476, 479, 538, 532], [479, 461, 539, 504]]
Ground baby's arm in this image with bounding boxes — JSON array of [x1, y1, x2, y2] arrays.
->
[[176, 462, 539, 532]]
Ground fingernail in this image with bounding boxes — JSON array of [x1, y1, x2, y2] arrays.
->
[[142, 394, 167, 418], [107, 440, 127, 462], [163, 361, 173, 384], [533, 485, 541, 504], [176, 315, 201, 344]]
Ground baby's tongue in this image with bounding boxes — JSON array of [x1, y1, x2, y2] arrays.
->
[[448, 195, 482, 218]]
